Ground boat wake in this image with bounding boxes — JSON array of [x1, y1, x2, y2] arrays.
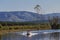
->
[[15, 31, 39, 37]]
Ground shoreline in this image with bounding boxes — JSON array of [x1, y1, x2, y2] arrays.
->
[[0, 29, 51, 35], [0, 29, 36, 35], [0, 24, 51, 35]]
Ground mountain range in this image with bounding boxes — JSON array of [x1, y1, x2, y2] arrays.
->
[[0, 11, 60, 22]]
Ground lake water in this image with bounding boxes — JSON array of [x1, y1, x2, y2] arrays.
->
[[0, 30, 60, 40]]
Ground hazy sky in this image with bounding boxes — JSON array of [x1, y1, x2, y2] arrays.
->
[[0, 0, 60, 14]]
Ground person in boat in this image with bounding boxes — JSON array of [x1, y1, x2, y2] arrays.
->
[[27, 31, 31, 37], [27, 32, 30, 36]]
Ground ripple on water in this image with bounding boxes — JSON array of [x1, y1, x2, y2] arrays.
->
[[1, 30, 60, 40]]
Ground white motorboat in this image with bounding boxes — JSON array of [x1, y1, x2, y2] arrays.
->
[[20, 31, 39, 37]]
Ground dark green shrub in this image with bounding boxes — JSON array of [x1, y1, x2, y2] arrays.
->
[[14, 27, 19, 30], [9, 28, 12, 30], [0, 26, 1, 28]]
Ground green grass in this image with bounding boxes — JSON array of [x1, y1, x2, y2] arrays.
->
[[0, 23, 60, 35], [0, 23, 51, 30]]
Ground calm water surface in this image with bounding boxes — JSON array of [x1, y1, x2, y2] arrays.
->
[[1, 30, 60, 40]]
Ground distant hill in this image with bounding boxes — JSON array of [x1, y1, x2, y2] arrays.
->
[[0, 11, 60, 22], [44, 13, 60, 20], [0, 11, 41, 22]]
